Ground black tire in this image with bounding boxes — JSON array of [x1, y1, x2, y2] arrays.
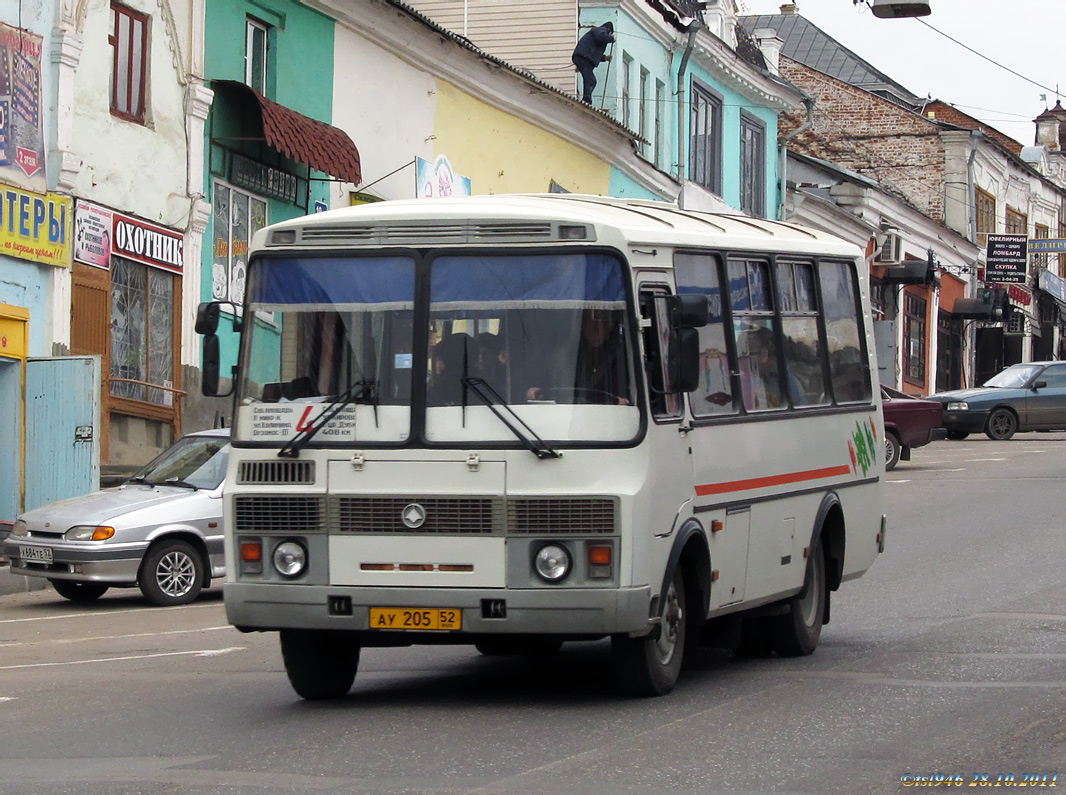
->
[[945, 429, 969, 441], [138, 539, 204, 607], [475, 637, 564, 656], [769, 537, 827, 657], [612, 567, 686, 696], [734, 617, 775, 658], [985, 408, 1018, 441], [50, 579, 108, 602], [280, 629, 360, 700], [884, 431, 902, 471]]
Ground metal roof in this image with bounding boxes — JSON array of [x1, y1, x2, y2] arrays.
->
[[740, 14, 923, 108]]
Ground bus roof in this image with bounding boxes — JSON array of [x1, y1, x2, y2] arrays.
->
[[264, 194, 863, 259]]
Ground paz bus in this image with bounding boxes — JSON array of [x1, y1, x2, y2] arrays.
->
[[196, 194, 886, 699]]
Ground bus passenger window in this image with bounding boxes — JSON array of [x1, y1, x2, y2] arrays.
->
[[777, 261, 829, 407], [674, 252, 737, 417], [730, 258, 786, 412], [819, 261, 872, 403]]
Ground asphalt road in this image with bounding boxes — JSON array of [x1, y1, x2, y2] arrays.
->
[[0, 434, 1063, 793]]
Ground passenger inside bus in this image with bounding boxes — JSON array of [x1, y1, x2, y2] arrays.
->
[[427, 333, 471, 406], [526, 308, 631, 405]]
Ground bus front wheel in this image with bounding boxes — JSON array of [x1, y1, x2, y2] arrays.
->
[[612, 567, 686, 696], [770, 537, 827, 657], [280, 629, 360, 700]]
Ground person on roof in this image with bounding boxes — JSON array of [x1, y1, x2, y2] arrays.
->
[[572, 22, 615, 105]]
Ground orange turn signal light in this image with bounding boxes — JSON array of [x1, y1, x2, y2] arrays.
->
[[92, 526, 115, 541], [240, 541, 263, 562], [588, 545, 612, 566]]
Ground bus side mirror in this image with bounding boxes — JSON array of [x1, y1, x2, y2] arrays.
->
[[202, 334, 221, 396], [669, 328, 701, 393], [668, 294, 708, 329], [195, 302, 221, 335]]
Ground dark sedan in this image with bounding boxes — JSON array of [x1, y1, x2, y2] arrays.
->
[[880, 386, 945, 470], [930, 361, 1066, 441]]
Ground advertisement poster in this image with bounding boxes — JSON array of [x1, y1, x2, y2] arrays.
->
[[74, 201, 114, 269], [0, 182, 71, 267], [415, 155, 471, 198], [0, 23, 46, 193]]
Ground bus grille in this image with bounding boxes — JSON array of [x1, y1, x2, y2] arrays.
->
[[234, 495, 326, 533], [237, 460, 316, 485], [507, 498, 617, 534], [331, 497, 503, 534]]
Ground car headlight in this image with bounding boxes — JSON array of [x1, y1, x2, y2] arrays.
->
[[65, 525, 116, 541], [946, 401, 969, 411], [533, 543, 572, 583], [10, 520, 27, 537], [272, 540, 307, 578]]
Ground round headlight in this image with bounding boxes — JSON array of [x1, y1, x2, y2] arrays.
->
[[533, 543, 571, 582], [272, 541, 307, 578]]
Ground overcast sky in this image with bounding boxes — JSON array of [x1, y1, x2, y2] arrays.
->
[[742, 0, 1061, 146]]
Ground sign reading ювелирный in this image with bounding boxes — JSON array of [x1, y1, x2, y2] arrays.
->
[[985, 234, 1028, 284]]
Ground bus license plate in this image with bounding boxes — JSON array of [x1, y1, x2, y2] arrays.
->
[[20, 546, 53, 563], [369, 607, 462, 631]]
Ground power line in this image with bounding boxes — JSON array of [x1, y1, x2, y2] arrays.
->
[[915, 17, 1057, 95]]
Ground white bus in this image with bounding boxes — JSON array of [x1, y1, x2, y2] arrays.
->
[[197, 194, 886, 699]]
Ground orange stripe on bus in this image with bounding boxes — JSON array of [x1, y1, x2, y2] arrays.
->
[[695, 465, 852, 496]]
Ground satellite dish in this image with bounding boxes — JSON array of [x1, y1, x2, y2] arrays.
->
[[870, 0, 931, 18]]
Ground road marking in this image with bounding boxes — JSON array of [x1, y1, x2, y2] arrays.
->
[[887, 479, 911, 484], [0, 697, 15, 702], [971, 457, 1007, 461], [940, 468, 967, 472], [0, 602, 219, 625], [0, 647, 245, 671], [0, 625, 234, 649]]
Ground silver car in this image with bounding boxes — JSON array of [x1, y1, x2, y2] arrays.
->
[[4, 429, 229, 606]]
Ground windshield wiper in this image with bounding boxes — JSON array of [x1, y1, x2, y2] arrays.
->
[[278, 379, 377, 458], [461, 376, 561, 460], [161, 479, 198, 490], [125, 476, 158, 487]]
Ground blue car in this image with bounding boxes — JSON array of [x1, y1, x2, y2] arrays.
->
[[930, 361, 1066, 441]]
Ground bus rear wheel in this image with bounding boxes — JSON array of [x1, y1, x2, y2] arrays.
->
[[769, 537, 827, 657], [280, 629, 360, 700], [612, 567, 686, 696]]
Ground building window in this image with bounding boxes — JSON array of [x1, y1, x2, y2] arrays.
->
[[654, 79, 665, 169], [246, 17, 269, 93], [212, 182, 268, 307], [621, 54, 632, 129], [638, 67, 649, 155], [974, 187, 995, 247], [1059, 211, 1066, 277], [903, 291, 927, 386], [740, 111, 766, 217], [1034, 223, 1049, 273], [689, 80, 722, 194], [870, 276, 885, 320], [110, 258, 176, 406], [109, 3, 148, 123], [1005, 206, 1027, 236]]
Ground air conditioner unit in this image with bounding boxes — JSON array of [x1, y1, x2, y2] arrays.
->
[[876, 232, 903, 264]]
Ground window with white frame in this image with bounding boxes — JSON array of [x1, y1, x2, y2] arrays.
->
[[246, 17, 269, 93], [654, 79, 665, 169], [212, 182, 267, 307], [639, 67, 649, 155], [621, 54, 633, 129]]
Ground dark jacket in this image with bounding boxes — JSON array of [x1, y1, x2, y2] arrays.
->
[[572, 24, 614, 65]]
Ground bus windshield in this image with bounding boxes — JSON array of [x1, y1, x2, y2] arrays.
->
[[237, 252, 639, 446]]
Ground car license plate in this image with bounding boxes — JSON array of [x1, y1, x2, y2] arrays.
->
[[20, 546, 53, 563], [369, 607, 462, 631]]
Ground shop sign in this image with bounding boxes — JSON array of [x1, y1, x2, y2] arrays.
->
[[416, 155, 471, 198], [1029, 238, 1066, 254], [1038, 268, 1066, 305], [0, 23, 46, 193], [985, 234, 1027, 284], [230, 152, 298, 204], [112, 212, 183, 274], [1007, 284, 1031, 306], [0, 183, 71, 267], [73, 201, 114, 269]]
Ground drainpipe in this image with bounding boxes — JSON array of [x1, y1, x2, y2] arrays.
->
[[966, 130, 981, 243], [675, 20, 701, 200], [777, 96, 815, 221]]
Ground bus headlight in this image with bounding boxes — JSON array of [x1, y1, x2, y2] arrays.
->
[[533, 543, 571, 583], [273, 541, 307, 578]]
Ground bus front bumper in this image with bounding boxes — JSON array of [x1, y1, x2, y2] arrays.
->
[[224, 582, 654, 637]]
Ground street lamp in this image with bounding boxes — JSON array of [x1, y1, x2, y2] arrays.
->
[[856, 0, 932, 18]]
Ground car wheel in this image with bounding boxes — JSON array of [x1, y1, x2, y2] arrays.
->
[[946, 429, 969, 441], [50, 579, 109, 602], [612, 566, 686, 696], [985, 408, 1018, 441], [280, 629, 360, 700], [768, 537, 827, 657], [884, 431, 902, 471], [138, 539, 204, 607]]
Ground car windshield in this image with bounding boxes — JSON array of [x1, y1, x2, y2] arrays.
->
[[983, 365, 1041, 389], [131, 435, 229, 490]]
